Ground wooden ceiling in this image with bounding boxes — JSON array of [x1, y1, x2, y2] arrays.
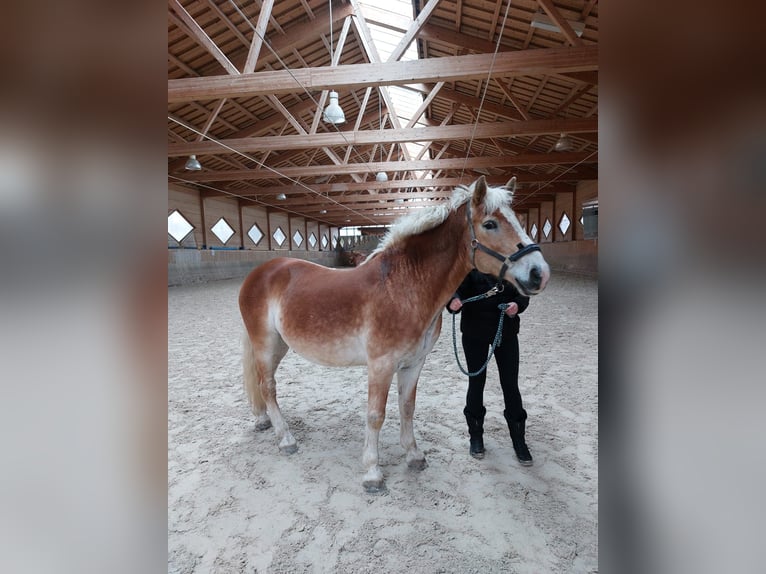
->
[[168, 0, 598, 227]]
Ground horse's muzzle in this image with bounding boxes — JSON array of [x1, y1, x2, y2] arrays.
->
[[517, 264, 549, 295]]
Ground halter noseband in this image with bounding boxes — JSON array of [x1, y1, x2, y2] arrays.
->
[[466, 202, 541, 282]]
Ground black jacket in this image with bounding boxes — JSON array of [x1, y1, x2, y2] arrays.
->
[[447, 270, 530, 339]]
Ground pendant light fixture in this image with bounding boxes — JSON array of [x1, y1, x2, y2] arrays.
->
[[375, 91, 388, 182], [554, 133, 573, 152], [323, 91, 346, 124], [184, 154, 202, 170], [322, 1, 345, 124]]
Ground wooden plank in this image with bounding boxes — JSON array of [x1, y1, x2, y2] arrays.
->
[[418, 23, 596, 85], [167, 117, 598, 156], [168, 46, 599, 102], [387, 0, 443, 62], [243, 0, 275, 73], [177, 151, 596, 182], [536, 0, 584, 47], [168, 0, 239, 76]]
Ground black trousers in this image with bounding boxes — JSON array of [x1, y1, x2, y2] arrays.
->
[[462, 331, 526, 423]]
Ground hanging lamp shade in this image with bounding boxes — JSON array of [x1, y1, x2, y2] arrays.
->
[[322, 91, 346, 124], [375, 171, 388, 182], [554, 133, 573, 152], [185, 154, 202, 170]]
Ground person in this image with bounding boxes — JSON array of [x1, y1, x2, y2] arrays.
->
[[447, 269, 533, 465]]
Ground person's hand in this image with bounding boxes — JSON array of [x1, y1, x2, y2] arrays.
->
[[505, 302, 519, 317], [448, 298, 463, 312]]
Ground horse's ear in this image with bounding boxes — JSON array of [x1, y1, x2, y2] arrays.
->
[[471, 176, 487, 208], [505, 176, 517, 196]]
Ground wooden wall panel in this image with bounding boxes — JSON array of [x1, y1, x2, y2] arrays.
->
[[289, 215, 307, 250], [539, 201, 554, 243], [554, 190, 575, 242], [527, 207, 540, 242], [241, 205, 269, 250], [306, 220, 320, 251], [203, 197, 241, 248], [168, 185, 203, 247], [318, 224, 331, 251], [269, 211, 290, 250]]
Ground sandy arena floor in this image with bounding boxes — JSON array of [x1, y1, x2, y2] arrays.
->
[[168, 271, 598, 573]]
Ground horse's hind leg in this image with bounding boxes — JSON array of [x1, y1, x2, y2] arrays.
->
[[397, 361, 427, 471], [242, 333, 271, 430], [244, 331, 297, 453]]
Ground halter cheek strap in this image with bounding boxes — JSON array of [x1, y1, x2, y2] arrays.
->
[[466, 202, 541, 281]]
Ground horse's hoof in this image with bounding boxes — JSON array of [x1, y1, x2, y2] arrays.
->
[[407, 458, 428, 471], [279, 443, 298, 454], [254, 420, 272, 431], [362, 479, 386, 494]]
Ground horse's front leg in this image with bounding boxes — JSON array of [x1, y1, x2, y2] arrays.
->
[[362, 361, 395, 493], [397, 361, 427, 471]]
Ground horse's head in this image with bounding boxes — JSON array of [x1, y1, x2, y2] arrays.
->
[[465, 176, 550, 295]]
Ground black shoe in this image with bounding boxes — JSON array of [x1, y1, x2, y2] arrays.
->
[[510, 431, 533, 466], [505, 410, 533, 466], [464, 405, 486, 460], [469, 436, 485, 459]]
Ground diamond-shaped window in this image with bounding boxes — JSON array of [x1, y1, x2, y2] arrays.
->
[[293, 230, 303, 247], [308, 232, 317, 247], [211, 217, 235, 244], [272, 227, 286, 246], [530, 223, 538, 240], [168, 210, 193, 243], [559, 213, 571, 235], [543, 218, 552, 238], [321, 234, 328, 249], [332, 236, 338, 249], [247, 223, 264, 245]]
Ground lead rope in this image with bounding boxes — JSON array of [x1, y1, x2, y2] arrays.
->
[[451, 289, 510, 377]]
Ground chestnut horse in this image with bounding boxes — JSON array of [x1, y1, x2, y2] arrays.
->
[[239, 176, 550, 492]]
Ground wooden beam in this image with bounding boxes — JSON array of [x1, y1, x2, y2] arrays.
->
[[242, 0, 274, 73], [405, 82, 445, 128], [196, 98, 227, 141], [417, 24, 596, 85], [168, 46, 599, 102], [177, 151, 596, 182], [582, 0, 597, 21], [495, 80, 529, 121], [387, 0, 443, 62], [349, 0, 409, 158], [536, 0, 584, 47], [168, 0, 239, 76], [213, 182, 574, 205], [168, 117, 598, 156], [205, 0, 249, 48]]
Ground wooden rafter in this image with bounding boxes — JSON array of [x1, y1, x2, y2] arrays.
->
[[243, 0, 274, 73], [168, 117, 597, 157], [387, 0, 443, 62], [536, 0, 584, 47], [168, 46, 598, 102], [200, 177, 585, 198], [168, 0, 239, 75], [177, 151, 596, 182]]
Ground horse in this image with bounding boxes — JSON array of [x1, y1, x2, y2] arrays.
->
[[238, 176, 550, 492]]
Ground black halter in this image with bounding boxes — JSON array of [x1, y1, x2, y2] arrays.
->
[[466, 202, 542, 283]]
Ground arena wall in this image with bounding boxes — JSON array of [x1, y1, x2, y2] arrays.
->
[[168, 179, 598, 284]]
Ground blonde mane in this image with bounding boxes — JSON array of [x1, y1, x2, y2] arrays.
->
[[365, 179, 514, 261]]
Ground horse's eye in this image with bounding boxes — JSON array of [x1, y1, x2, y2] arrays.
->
[[482, 220, 498, 230]]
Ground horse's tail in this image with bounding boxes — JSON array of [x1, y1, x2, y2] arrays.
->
[[242, 331, 266, 414]]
